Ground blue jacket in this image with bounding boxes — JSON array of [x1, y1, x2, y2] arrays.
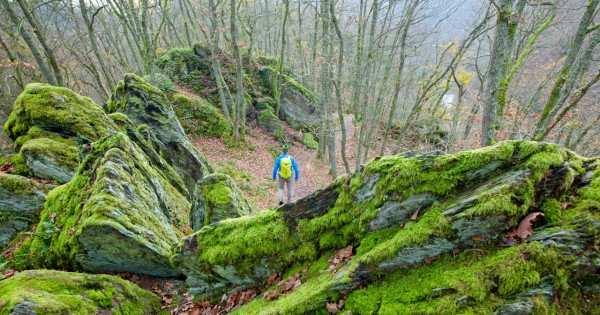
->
[[272, 153, 299, 181]]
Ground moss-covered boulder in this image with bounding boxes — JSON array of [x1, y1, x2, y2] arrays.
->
[[190, 173, 252, 231], [20, 133, 190, 277], [107, 74, 211, 194], [174, 141, 599, 314], [257, 108, 284, 141], [171, 93, 231, 138], [0, 270, 162, 314], [302, 132, 318, 150], [0, 173, 46, 250], [256, 66, 321, 130], [3, 83, 118, 182]]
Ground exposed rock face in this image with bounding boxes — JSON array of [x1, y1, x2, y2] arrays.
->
[[174, 141, 599, 314], [107, 74, 211, 194], [0, 270, 161, 314], [0, 173, 46, 249], [190, 173, 252, 231]]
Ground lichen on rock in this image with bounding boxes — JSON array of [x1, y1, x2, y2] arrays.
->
[[0, 270, 162, 314], [190, 173, 252, 230]]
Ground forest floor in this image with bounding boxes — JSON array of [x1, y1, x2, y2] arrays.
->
[[194, 125, 334, 210]]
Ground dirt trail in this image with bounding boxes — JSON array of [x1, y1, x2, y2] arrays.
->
[[194, 126, 334, 210]]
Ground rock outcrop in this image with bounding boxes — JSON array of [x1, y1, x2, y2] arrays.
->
[[190, 173, 252, 231], [155, 45, 321, 137], [0, 270, 161, 314], [107, 74, 211, 194], [174, 141, 599, 314], [3, 83, 117, 182]]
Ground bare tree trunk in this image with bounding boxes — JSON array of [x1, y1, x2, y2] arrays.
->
[[230, 0, 245, 141], [330, 1, 350, 175], [275, 0, 290, 115], [1, 1, 56, 85], [15, 0, 64, 85]]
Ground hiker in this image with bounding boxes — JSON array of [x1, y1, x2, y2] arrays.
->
[[272, 144, 299, 205]]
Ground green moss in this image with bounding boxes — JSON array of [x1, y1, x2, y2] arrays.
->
[[3, 83, 115, 141], [194, 210, 314, 269], [0, 173, 35, 192], [302, 132, 318, 150], [20, 137, 79, 169], [170, 93, 231, 138], [344, 242, 568, 315], [13, 126, 74, 150], [258, 108, 284, 141], [359, 207, 449, 265], [0, 270, 161, 315], [22, 133, 190, 276]]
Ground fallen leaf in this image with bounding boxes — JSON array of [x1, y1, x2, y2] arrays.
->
[[326, 302, 340, 313], [2, 269, 16, 279], [266, 273, 280, 286], [506, 212, 545, 242], [264, 290, 280, 301], [410, 209, 420, 220], [329, 245, 353, 272]]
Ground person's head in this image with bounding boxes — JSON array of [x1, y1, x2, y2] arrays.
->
[[282, 143, 289, 154]]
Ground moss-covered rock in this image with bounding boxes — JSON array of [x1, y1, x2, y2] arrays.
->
[[256, 66, 320, 130], [20, 133, 190, 277], [257, 108, 284, 141], [171, 93, 231, 138], [107, 74, 211, 194], [174, 141, 599, 314], [19, 137, 78, 183], [0, 173, 46, 250], [3, 83, 116, 142], [302, 132, 318, 150], [0, 270, 162, 314], [155, 46, 320, 135], [190, 173, 252, 230], [2, 83, 118, 182]]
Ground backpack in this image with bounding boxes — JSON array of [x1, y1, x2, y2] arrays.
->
[[279, 156, 293, 179]]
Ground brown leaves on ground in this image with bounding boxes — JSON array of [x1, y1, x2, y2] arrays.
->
[[117, 272, 180, 312], [174, 289, 258, 315], [263, 273, 302, 301], [0, 162, 14, 173], [506, 212, 545, 243], [329, 245, 353, 272], [325, 296, 347, 314]]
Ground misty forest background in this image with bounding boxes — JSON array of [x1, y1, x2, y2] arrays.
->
[[0, 0, 599, 177]]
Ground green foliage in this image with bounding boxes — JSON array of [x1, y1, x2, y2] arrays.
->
[[0, 270, 161, 315], [302, 132, 318, 150], [170, 93, 231, 138]]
